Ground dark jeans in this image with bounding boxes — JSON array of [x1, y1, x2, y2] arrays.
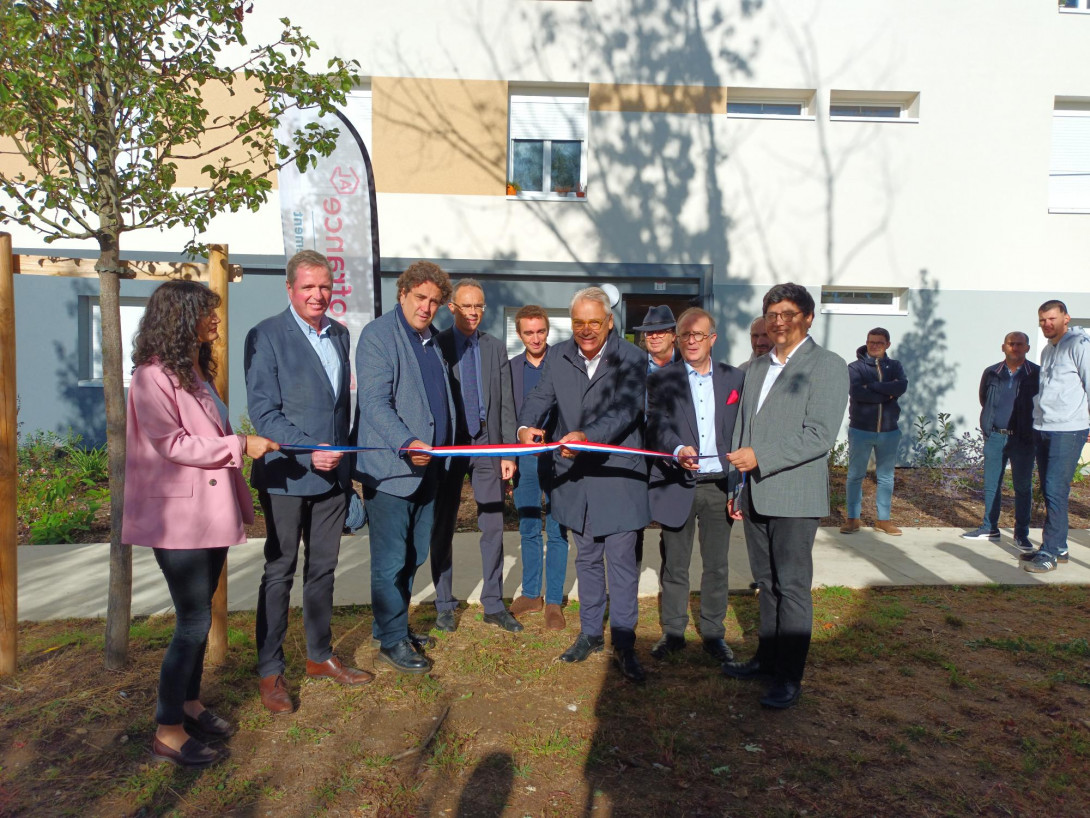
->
[[1035, 428, 1088, 557], [513, 453, 569, 605], [572, 529, 639, 649], [981, 431, 1035, 537], [366, 467, 439, 648], [153, 546, 228, 725], [743, 487, 819, 684], [660, 480, 732, 639], [255, 488, 347, 678]]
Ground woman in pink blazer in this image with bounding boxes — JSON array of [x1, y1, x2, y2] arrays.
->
[[122, 280, 278, 768]]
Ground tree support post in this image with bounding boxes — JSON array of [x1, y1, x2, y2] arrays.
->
[[0, 233, 17, 677], [207, 244, 229, 665]]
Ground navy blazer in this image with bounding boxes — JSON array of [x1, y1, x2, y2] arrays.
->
[[436, 327, 516, 446], [244, 308, 351, 496], [646, 360, 744, 528], [518, 333, 650, 537], [511, 346, 558, 437]]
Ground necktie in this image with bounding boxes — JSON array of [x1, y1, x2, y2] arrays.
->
[[462, 337, 481, 438]]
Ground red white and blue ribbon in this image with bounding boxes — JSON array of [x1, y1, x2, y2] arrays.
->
[[279, 441, 723, 459]]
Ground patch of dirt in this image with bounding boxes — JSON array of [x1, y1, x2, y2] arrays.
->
[[3, 589, 1090, 816]]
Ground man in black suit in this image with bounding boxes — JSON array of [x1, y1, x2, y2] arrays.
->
[[646, 308, 744, 664], [518, 287, 651, 682], [429, 279, 521, 633], [245, 250, 372, 714]]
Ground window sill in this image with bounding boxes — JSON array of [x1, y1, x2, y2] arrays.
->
[[1048, 207, 1090, 214], [509, 193, 589, 202], [820, 308, 909, 317], [830, 116, 919, 124], [1058, 8, 1090, 14], [726, 113, 816, 122]]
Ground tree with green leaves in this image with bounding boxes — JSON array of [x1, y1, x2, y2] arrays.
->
[[0, 0, 358, 668]]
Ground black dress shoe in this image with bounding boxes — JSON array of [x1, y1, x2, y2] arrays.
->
[[650, 633, 686, 660], [760, 680, 802, 710], [559, 633, 605, 663], [371, 630, 436, 651], [434, 610, 457, 633], [483, 610, 524, 633], [183, 709, 235, 738], [151, 736, 222, 768], [377, 638, 432, 674], [614, 648, 646, 683], [721, 656, 772, 681], [702, 637, 735, 663]]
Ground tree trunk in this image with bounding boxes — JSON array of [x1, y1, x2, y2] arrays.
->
[[98, 242, 130, 671]]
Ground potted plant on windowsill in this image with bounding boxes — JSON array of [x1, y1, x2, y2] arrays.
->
[[575, 183, 587, 199], [506, 180, 521, 196], [554, 184, 572, 196]]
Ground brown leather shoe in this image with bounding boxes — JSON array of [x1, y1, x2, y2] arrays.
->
[[874, 520, 902, 536], [509, 595, 544, 617], [839, 518, 861, 534], [306, 655, 374, 686], [544, 603, 566, 630], [259, 674, 293, 714]]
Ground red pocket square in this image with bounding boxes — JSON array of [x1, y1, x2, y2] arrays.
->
[[727, 389, 740, 405]]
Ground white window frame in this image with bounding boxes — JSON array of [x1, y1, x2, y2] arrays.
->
[[829, 90, 920, 123], [81, 296, 147, 387], [508, 87, 589, 202], [726, 87, 816, 121], [819, 286, 909, 316], [1059, 0, 1090, 14], [504, 307, 573, 359], [1048, 100, 1090, 214]]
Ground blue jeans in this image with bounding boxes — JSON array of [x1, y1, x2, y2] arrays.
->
[[364, 470, 438, 648], [1035, 429, 1088, 558], [846, 427, 901, 520], [513, 454, 569, 605], [981, 431, 1035, 537]]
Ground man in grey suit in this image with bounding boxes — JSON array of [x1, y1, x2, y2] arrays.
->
[[245, 250, 372, 714], [518, 287, 651, 682], [646, 307, 745, 664], [724, 283, 848, 709], [429, 279, 521, 633], [356, 261, 456, 673]]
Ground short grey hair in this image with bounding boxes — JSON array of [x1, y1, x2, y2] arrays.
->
[[749, 315, 765, 332], [452, 278, 484, 301], [570, 286, 612, 314], [677, 307, 716, 334], [286, 250, 332, 284]]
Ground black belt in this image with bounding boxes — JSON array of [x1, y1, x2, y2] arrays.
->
[[696, 473, 726, 484]]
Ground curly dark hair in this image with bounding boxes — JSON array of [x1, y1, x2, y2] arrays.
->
[[396, 261, 452, 302], [131, 280, 220, 393]]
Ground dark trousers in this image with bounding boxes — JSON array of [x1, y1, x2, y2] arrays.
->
[[743, 488, 819, 684], [981, 431, 1035, 537], [366, 468, 439, 648], [660, 479, 732, 639], [572, 529, 639, 649], [255, 488, 346, 677], [153, 546, 228, 725], [430, 435, 506, 615]]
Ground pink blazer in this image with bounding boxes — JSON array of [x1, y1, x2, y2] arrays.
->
[[122, 361, 255, 549]]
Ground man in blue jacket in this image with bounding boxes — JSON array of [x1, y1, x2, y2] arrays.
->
[[962, 332, 1039, 550], [840, 328, 909, 536]]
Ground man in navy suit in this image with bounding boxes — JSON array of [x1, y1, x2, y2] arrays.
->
[[646, 308, 744, 664], [518, 287, 651, 682], [245, 250, 372, 714]]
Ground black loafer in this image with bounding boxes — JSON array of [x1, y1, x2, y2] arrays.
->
[[702, 637, 734, 663], [760, 680, 801, 709], [370, 630, 436, 651], [434, 610, 457, 633], [559, 633, 605, 663], [183, 709, 234, 739], [650, 633, 686, 660], [614, 648, 646, 683], [722, 657, 772, 681], [377, 638, 432, 674], [483, 610, 524, 633], [151, 736, 222, 768]]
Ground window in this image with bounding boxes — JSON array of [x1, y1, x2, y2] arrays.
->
[[83, 296, 147, 386], [1059, 0, 1090, 13], [726, 87, 815, 120], [820, 286, 908, 316], [829, 91, 919, 123], [508, 88, 588, 199], [1049, 99, 1090, 213], [504, 307, 572, 358]]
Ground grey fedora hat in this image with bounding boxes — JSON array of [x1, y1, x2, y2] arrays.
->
[[633, 305, 676, 332]]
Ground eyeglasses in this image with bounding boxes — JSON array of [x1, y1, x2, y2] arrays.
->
[[764, 310, 801, 325], [679, 331, 711, 343], [453, 303, 486, 312], [571, 319, 605, 331]]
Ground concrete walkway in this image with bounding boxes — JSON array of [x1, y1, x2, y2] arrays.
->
[[16, 525, 1090, 621]]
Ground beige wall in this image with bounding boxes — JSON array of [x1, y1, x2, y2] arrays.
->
[[372, 76, 508, 196], [590, 83, 726, 114]]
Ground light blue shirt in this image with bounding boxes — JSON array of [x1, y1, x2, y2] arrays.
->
[[289, 305, 341, 398], [685, 362, 722, 476]]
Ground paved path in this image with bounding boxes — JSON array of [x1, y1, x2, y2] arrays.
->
[[16, 526, 1090, 621]]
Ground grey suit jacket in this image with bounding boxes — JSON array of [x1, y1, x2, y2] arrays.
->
[[436, 328, 516, 447], [354, 309, 456, 498], [518, 333, 650, 537], [647, 360, 745, 528], [244, 308, 352, 496], [731, 337, 848, 518]]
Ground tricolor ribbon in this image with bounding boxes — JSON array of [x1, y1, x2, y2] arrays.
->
[[280, 441, 723, 459]]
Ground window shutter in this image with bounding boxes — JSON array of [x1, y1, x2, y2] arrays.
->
[[1049, 112, 1090, 211], [510, 95, 588, 142]]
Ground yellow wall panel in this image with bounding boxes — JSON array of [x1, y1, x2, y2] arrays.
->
[[589, 83, 726, 114], [372, 76, 508, 196]]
